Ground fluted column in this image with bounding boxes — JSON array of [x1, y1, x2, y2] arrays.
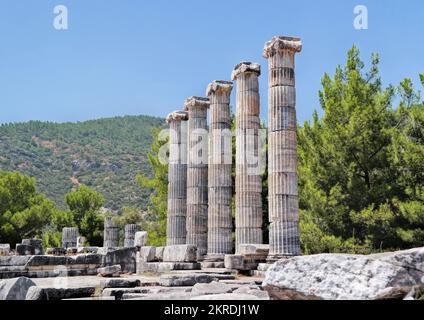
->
[[104, 216, 119, 248], [232, 62, 263, 252], [166, 110, 189, 245], [124, 224, 139, 247], [185, 96, 210, 260], [62, 227, 78, 248], [263, 36, 302, 260], [205, 81, 233, 261]]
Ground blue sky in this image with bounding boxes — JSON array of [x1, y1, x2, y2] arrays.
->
[[0, 0, 423, 125]]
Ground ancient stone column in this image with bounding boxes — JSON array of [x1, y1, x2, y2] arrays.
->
[[103, 216, 119, 248], [166, 110, 189, 246], [124, 224, 139, 247], [185, 96, 210, 260], [263, 36, 302, 260], [205, 81, 233, 262], [62, 227, 78, 248], [232, 62, 263, 252]]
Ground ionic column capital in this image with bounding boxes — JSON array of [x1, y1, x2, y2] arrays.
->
[[184, 96, 210, 110], [231, 61, 261, 80], [263, 36, 302, 58], [166, 110, 189, 123], [206, 80, 233, 97]]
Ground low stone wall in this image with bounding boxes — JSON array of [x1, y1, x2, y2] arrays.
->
[[0, 247, 137, 279]]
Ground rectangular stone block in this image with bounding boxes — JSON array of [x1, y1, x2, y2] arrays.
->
[[139, 246, 156, 262], [0, 244, 10, 256], [224, 255, 244, 270], [162, 245, 197, 263], [237, 244, 270, 256], [15, 244, 34, 256]]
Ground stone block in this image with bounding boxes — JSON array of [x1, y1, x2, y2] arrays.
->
[[45, 247, 66, 256], [191, 293, 262, 300], [134, 231, 148, 248], [100, 278, 141, 289], [224, 255, 244, 270], [155, 246, 165, 262], [77, 247, 99, 254], [191, 281, 232, 295], [101, 247, 137, 274], [139, 246, 156, 262], [15, 244, 34, 256], [0, 244, 10, 256], [21, 239, 43, 255], [26, 286, 96, 300], [237, 244, 269, 256], [138, 262, 201, 274], [66, 247, 78, 255], [97, 265, 121, 277], [159, 273, 235, 287], [162, 245, 197, 262], [0, 277, 36, 300], [263, 247, 424, 300]]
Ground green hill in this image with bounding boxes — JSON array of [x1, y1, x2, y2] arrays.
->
[[0, 115, 165, 211]]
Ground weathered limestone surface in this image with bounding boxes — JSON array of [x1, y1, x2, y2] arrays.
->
[[134, 231, 148, 248], [45, 247, 67, 256], [155, 246, 165, 262], [103, 217, 119, 248], [191, 293, 263, 300], [100, 278, 141, 289], [238, 244, 269, 256], [166, 111, 189, 246], [139, 246, 156, 262], [232, 62, 263, 251], [191, 281, 232, 295], [185, 96, 210, 260], [159, 273, 235, 287], [206, 81, 233, 262], [22, 239, 43, 255], [224, 255, 244, 270], [263, 247, 424, 300], [62, 227, 78, 249], [0, 277, 36, 300], [263, 36, 302, 260], [101, 247, 137, 273], [26, 286, 96, 300], [0, 244, 10, 256], [233, 285, 270, 299], [97, 265, 121, 277], [138, 262, 201, 274], [124, 224, 139, 248], [16, 244, 35, 256], [162, 245, 197, 262]]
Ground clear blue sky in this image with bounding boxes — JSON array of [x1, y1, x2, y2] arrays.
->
[[0, 0, 423, 125]]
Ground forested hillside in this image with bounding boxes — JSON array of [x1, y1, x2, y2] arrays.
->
[[0, 115, 164, 211]]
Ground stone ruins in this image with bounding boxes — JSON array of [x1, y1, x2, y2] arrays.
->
[[2, 35, 422, 300]]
